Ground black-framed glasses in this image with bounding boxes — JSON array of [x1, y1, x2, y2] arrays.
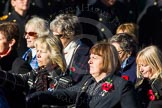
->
[[24, 32, 37, 37]]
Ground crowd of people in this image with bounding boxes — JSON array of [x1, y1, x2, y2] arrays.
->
[[0, 0, 162, 108]]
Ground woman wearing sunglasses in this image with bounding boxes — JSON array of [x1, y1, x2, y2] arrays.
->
[[50, 14, 93, 84], [22, 16, 51, 70]]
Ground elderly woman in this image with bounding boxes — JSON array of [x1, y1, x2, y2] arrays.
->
[[135, 45, 162, 108], [50, 14, 93, 84], [26, 41, 139, 108], [22, 16, 51, 69], [109, 33, 138, 84]]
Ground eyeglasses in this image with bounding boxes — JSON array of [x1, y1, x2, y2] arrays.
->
[[55, 34, 63, 39], [24, 32, 37, 37], [52, 31, 64, 39]]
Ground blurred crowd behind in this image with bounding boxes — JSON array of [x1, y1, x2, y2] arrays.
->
[[1, 0, 162, 51]]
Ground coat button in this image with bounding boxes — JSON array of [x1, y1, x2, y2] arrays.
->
[[99, 18, 103, 22], [101, 28, 105, 32], [48, 2, 51, 6]]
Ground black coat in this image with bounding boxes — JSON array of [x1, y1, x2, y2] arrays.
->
[[26, 74, 139, 108], [0, 49, 32, 73], [118, 56, 137, 84], [0, 49, 32, 108], [0, 49, 18, 71], [69, 38, 93, 84], [136, 77, 162, 108]]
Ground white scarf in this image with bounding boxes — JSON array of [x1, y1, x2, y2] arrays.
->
[[64, 39, 81, 68]]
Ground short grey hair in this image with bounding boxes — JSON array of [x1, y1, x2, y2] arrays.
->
[[50, 14, 82, 39], [25, 16, 51, 37]]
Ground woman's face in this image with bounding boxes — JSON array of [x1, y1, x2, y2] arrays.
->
[[88, 53, 104, 78], [25, 26, 38, 48], [12, 0, 30, 12], [138, 62, 153, 79], [0, 32, 10, 54], [111, 42, 128, 63], [36, 44, 53, 67]]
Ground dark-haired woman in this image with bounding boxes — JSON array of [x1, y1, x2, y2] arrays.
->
[[109, 33, 138, 84]]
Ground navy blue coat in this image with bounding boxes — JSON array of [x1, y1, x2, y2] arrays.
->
[[69, 38, 93, 84], [118, 56, 137, 84]]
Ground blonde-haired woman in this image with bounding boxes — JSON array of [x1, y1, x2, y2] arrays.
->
[[30, 34, 67, 92], [136, 45, 162, 108], [116, 22, 139, 43], [116, 23, 138, 36]]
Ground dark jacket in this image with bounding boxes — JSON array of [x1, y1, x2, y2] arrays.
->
[[118, 56, 137, 84], [136, 77, 162, 108], [69, 38, 93, 84], [0, 49, 32, 108], [28, 66, 66, 93], [0, 66, 70, 108], [0, 69, 30, 108], [0, 88, 10, 108], [0, 49, 32, 74], [26, 74, 139, 108], [0, 49, 18, 71]]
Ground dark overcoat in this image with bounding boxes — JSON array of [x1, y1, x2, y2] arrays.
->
[[26, 74, 139, 108]]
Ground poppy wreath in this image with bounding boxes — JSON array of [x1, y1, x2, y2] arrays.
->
[[101, 78, 113, 96], [147, 89, 159, 101]]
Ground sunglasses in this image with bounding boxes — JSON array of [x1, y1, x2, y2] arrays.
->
[[24, 32, 37, 37], [55, 34, 63, 39]]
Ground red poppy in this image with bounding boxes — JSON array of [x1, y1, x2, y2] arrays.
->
[[121, 75, 129, 81], [102, 82, 113, 92], [70, 67, 75, 72], [147, 89, 155, 101], [50, 83, 56, 89]]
